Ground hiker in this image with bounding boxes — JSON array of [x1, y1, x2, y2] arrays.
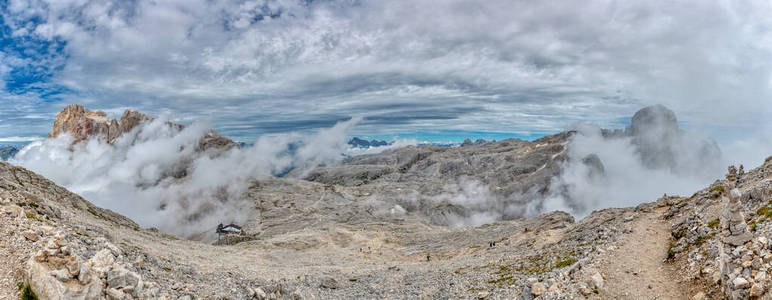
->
[[426, 253, 431, 262]]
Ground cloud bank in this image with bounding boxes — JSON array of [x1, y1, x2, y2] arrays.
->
[[1, 0, 771, 143], [11, 116, 360, 237]]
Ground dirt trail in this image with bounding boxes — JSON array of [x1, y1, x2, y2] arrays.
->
[[600, 207, 689, 299]]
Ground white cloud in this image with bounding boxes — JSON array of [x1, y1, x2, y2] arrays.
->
[[0, 0, 770, 147], [0, 136, 45, 142]]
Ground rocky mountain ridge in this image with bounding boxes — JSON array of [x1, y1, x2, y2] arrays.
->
[[49, 104, 238, 152]]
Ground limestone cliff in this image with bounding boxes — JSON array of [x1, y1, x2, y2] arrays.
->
[[49, 104, 237, 152]]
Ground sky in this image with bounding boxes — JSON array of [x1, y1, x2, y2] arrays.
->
[[1, 0, 771, 144]]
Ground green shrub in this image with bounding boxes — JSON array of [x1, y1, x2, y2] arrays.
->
[[709, 186, 725, 194], [20, 283, 38, 300], [707, 218, 720, 229], [758, 207, 772, 218]]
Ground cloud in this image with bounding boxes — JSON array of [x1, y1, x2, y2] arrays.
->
[[11, 116, 361, 237], [0, 0, 770, 147], [0, 136, 44, 142]]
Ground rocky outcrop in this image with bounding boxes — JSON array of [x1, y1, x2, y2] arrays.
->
[[49, 105, 122, 143], [48, 104, 238, 152]]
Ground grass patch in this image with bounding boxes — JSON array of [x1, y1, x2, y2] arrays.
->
[[20, 283, 38, 300], [758, 207, 772, 218], [667, 242, 677, 260], [555, 258, 577, 269], [750, 220, 759, 232], [709, 186, 725, 194], [692, 233, 716, 247], [707, 218, 720, 229]]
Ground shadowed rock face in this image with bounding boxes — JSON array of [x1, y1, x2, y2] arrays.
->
[[625, 104, 721, 174], [0, 146, 18, 160]]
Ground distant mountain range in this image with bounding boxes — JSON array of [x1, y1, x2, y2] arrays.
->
[[348, 137, 392, 148]]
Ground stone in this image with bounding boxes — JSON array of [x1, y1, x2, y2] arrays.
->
[[530, 282, 547, 296], [89, 249, 115, 274], [725, 233, 754, 247], [590, 272, 604, 289], [692, 292, 706, 300], [578, 282, 592, 296], [2, 204, 25, 218], [22, 230, 39, 241], [290, 289, 304, 300], [254, 287, 267, 300], [733, 276, 750, 289], [755, 270, 768, 282], [46, 239, 59, 249], [65, 256, 80, 276], [34, 250, 47, 262], [754, 257, 763, 269], [319, 277, 339, 289], [78, 265, 90, 285], [106, 287, 126, 300], [107, 267, 140, 290], [27, 258, 102, 300], [477, 291, 490, 299], [751, 283, 766, 297], [51, 268, 72, 281]]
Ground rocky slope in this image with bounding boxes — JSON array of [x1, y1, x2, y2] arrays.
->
[[2, 154, 771, 299]]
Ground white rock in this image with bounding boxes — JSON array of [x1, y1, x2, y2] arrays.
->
[[255, 287, 267, 300], [590, 272, 604, 289], [755, 270, 768, 282], [89, 249, 115, 274], [733, 276, 750, 289], [531, 282, 547, 296]]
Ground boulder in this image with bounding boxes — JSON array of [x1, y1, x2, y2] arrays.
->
[[89, 249, 115, 274], [590, 272, 604, 289], [26, 257, 103, 300], [107, 267, 140, 290], [319, 277, 339, 289], [22, 230, 39, 241], [733, 276, 750, 289]]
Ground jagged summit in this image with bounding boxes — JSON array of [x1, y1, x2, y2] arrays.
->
[[48, 104, 238, 152]]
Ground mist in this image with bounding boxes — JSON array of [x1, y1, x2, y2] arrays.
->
[[11, 116, 361, 237], [538, 125, 721, 218]]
